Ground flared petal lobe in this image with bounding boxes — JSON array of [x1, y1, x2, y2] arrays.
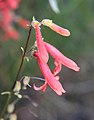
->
[[53, 60, 62, 76], [33, 52, 66, 95], [32, 21, 49, 63], [44, 42, 80, 71], [41, 19, 70, 36], [33, 81, 47, 92]]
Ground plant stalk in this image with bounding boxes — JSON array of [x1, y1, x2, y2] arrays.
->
[[0, 26, 32, 119]]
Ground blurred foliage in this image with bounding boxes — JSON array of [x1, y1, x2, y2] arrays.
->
[[0, 0, 94, 120]]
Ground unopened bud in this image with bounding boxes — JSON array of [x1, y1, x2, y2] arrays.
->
[[24, 57, 29, 62], [9, 114, 17, 120], [0, 118, 4, 120], [14, 93, 22, 98], [23, 76, 31, 90], [13, 81, 21, 93], [23, 76, 30, 86], [7, 104, 14, 113], [41, 19, 70, 36]]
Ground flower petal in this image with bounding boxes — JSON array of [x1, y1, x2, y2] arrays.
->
[[44, 42, 80, 71], [32, 20, 49, 63], [33, 52, 66, 95], [50, 23, 70, 36]]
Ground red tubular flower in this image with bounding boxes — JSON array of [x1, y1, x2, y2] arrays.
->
[[41, 19, 70, 36], [0, 0, 30, 40], [32, 20, 49, 63], [7, 0, 21, 10], [0, 1, 6, 9], [3, 26, 20, 40], [44, 42, 80, 71], [32, 19, 80, 95], [33, 51, 66, 95], [1, 8, 12, 27], [14, 16, 30, 29]]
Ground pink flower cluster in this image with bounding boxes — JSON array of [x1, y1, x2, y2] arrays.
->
[[31, 19, 80, 95], [0, 0, 30, 40]]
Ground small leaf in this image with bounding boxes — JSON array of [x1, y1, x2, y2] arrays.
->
[[20, 47, 24, 53], [1, 91, 10, 95], [32, 16, 36, 21], [24, 57, 29, 62]]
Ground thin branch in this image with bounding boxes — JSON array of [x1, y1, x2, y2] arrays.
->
[[12, 27, 32, 90], [0, 26, 32, 119]]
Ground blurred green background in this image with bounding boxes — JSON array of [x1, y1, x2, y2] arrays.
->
[[0, 0, 94, 120]]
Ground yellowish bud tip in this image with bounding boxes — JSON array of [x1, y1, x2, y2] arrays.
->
[[31, 20, 41, 28], [41, 19, 52, 27]]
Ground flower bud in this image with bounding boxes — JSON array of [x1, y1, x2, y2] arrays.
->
[[13, 81, 21, 93], [23, 76, 30, 89], [9, 114, 17, 120], [41, 19, 70, 36], [7, 104, 14, 113]]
